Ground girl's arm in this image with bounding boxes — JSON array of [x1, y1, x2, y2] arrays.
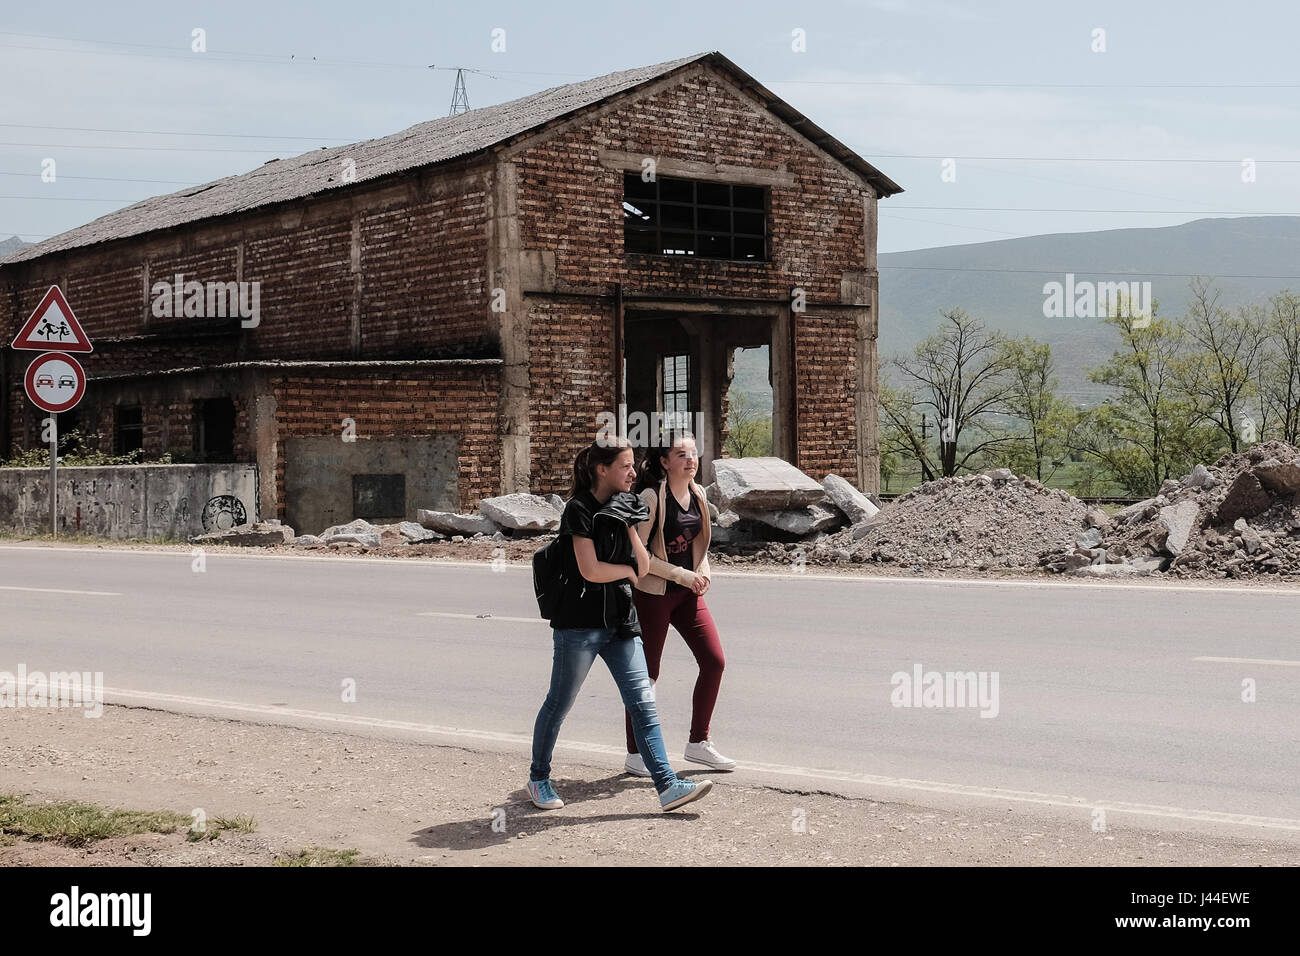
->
[[628, 524, 650, 578], [572, 534, 637, 583]]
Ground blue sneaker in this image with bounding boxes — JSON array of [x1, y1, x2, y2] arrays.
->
[[528, 778, 564, 809], [658, 778, 713, 812]]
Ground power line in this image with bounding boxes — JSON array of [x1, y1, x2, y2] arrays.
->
[[0, 170, 200, 185], [871, 154, 1296, 164], [892, 206, 1290, 215], [877, 264, 1300, 280], [4, 31, 1298, 90], [0, 123, 355, 142], [0, 142, 290, 153]]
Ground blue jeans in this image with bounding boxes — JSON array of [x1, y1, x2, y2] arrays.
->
[[530, 627, 678, 793]]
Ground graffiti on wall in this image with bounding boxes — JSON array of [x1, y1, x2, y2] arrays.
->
[[201, 495, 248, 532]]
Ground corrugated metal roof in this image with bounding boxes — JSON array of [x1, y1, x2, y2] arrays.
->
[[4, 51, 899, 266]]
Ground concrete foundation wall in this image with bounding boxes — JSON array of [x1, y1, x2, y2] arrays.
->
[[0, 463, 257, 539], [283, 436, 459, 536]]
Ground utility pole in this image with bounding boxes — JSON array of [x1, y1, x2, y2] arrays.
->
[[449, 68, 470, 115], [428, 65, 499, 117]]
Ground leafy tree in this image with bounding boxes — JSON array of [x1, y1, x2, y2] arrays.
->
[[1078, 302, 1203, 496], [1002, 336, 1077, 482]]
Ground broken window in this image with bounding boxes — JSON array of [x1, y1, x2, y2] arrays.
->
[[114, 405, 143, 456], [194, 397, 236, 462], [623, 173, 768, 260]]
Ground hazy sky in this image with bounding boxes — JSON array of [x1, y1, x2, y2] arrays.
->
[[2, 0, 1297, 254]]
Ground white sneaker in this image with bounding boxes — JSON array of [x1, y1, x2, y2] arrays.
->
[[684, 739, 737, 771], [624, 752, 652, 777]]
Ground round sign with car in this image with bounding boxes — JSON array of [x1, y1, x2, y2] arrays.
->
[[24, 352, 86, 414]]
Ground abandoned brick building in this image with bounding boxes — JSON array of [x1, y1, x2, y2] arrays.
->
[[0, 51, 900, 533]]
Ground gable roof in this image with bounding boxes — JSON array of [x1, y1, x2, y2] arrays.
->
[[4, 51, 900, 266]]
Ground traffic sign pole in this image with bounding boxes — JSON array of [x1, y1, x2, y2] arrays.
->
[[49, 413, 57, 538]]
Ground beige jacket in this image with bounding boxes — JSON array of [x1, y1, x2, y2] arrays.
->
[[633, 477, 712, 595]]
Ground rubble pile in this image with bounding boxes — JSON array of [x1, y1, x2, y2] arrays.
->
[[820, 469, 1092, 570], [1040, 441, 1300, 578]]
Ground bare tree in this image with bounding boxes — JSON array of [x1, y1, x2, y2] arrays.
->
[[890, 309, 1019, 477], [1176, 278, 1266, 452], [1259, 290, 1300, 444]]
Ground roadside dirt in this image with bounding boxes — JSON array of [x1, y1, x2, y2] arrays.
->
[[6, 534, 1300, 590], [1, 705, 1295, 866]]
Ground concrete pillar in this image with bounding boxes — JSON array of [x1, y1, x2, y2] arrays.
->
[[487, 159, 531, 495], [248, 370, 277, 521]]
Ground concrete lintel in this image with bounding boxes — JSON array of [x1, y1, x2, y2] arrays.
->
[[597, 149, 796, 188]]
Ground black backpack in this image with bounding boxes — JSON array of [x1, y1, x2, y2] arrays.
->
[[532, 537, 567, 620]]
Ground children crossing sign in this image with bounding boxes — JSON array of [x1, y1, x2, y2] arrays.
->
[[11, 285, 94, 352]]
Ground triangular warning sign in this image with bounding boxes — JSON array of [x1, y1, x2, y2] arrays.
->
[[11, 285, 93, 352]]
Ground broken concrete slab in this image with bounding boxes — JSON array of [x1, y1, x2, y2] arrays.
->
[[1253, 457, 1300, 496], [398, 520, 441, 544], [1075, 527, 1104, 550], [1183, 463, 1212, 489], [1156, 499, 1200, 556], [1214, 472, 1273, 525], [1114, 498, 1159, 525], [417, 509, 499, 536], [327, 532, 381, 548], [478, 493, 561, 532], [321, 518, 378, 540], [1069, 562, 1149, 577], [1083, 508, 1112, 532], [735, 501, 845, 537], [714, 510, 742, 529], [822, 473, 879, 524], [711, 457, 826, 511], [192, 522, 294, 547]]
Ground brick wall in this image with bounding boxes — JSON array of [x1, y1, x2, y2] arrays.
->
[[270, 368, 501, 519], [795, 310, 859, 485], [514, 71, 870, 302], [526, 297, 615, 496], [514, 68, 871, 483]]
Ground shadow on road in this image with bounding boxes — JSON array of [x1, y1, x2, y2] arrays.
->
[[408, 773, 705, 850]]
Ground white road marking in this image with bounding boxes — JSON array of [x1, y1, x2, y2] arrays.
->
[[4, 543, 1300, 596], [75, 684, 1300, 833], [417, 611, 540, 624], [1194, 656, 1300, 667], [0, 585, 120, 596]]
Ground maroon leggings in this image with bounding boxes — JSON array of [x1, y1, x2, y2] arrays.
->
[[624, 584, 725, 752]]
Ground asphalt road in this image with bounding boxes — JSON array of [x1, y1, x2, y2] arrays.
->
[[2, 544, 1297, 840]]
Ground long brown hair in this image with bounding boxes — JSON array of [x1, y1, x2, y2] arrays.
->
[[635, 429, 697, 494], [570, 437, 633, 498]]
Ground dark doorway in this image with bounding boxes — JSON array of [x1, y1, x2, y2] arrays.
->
[[194, 397, 236, 462]]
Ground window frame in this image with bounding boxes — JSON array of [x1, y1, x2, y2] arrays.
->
[[623, 172, 769, 262]]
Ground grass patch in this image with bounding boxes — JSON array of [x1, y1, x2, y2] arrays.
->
[[0, 792, 190, 848], [274, 846, 363, 867], [187, 813, 258, 842]]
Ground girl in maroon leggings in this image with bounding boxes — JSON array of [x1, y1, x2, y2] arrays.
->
[[621, 430, 736, 775]]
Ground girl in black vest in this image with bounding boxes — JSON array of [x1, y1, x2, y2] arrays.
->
[[622, 430, 736, 776]]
